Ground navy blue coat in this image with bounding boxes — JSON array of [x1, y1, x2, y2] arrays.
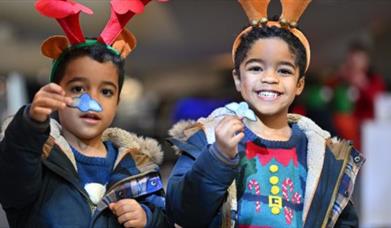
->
[[0, 107, 171, 228], [166, 112, 364, 228]]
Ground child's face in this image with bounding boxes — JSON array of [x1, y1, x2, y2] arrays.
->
[[233, 38, 304, 118], [58, 56, 119, 141]]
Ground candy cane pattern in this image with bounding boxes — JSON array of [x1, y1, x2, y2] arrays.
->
[[282, 178, 293, 201], [282, 178, 293, 224], [291, 192, 302, 204], [248, 179, 261, 212], [284, 206, 294, 224], [283, 178, 302, 224]]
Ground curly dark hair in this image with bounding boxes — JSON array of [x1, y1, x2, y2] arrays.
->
[[234, 25, 307, 78], [53, 43, 125, 95]]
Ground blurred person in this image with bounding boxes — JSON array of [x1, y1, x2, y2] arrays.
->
[[328, 41, 386, 149]]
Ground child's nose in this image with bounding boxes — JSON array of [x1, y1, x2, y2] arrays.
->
[[89, 90, 101, 101], [261, 70, 279, 84]]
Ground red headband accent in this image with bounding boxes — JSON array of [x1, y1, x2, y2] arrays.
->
[[36, 0, 167, 60], [35, 0, 93, 45], [98, 0, 150, 45]]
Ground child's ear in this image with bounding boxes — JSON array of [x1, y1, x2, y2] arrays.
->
[[296, 77, 305, 95], [232, 69, 241, 92]]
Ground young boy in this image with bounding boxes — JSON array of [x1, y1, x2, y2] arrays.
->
[[0, 0, 169, 227], [166, 0, 364, 227]]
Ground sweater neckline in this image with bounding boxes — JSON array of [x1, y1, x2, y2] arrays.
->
[[242, 123, 302, 149]]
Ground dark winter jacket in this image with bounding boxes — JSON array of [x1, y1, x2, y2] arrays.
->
[[166, 105, 364, 228], [0, 106, 170, 228]]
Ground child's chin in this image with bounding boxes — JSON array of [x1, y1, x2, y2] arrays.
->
[[73, 129, 104, 141], [255, 109, 283, 116]]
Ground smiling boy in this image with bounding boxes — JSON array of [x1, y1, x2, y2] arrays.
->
[[166, 1, 364, 227]]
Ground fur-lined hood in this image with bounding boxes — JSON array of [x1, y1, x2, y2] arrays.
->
[[47, 118, 164, 171], [1, 115, 163, 172]]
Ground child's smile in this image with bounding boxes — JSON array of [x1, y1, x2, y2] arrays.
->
[[234, 38, 304, 119], [256, 90, 282, 101]]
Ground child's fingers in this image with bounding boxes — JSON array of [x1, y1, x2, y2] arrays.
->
[[224, 126, 244, 148], [110, 199, 137, 216], [225, 123, 244, 138], [64, 96, 73, 106], [118, 211, 137, 225], [218, 121, 244, 138], [217, 117, 243, 133], [123, 218, 142, 228], [231, 132, 245, 145], [30, 106, 53, 117], [217, 116, 242, 127], [116, 204, 136, 217], [39, 91, 71, 106], [34, 96, 68, 110], [42, 83, 65, 96], [110, 199, 146, 227]]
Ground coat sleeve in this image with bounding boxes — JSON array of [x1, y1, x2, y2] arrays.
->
[[0, 106, 50, 209], [334, 200, 359, 227], [166, 131, 240, 227]]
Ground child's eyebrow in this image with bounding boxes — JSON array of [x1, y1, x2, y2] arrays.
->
[[101, 81, 118, 90], [66, 77, 87, 84], [244, 58, 264, 66], [278, 61, 296, 69], [65, 77, 117, 89]]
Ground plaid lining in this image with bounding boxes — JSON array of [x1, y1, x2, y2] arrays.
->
[[96, 173, 163, 212], [327, 149, 364, 227]]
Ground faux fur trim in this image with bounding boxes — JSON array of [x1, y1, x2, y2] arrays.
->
[[48, 119, 78, 170], [102, 128, 163, 165], [288, 114, 331, 221], [1, 114, 164, 171], [221, 180, 238, 228], [169, 120, 203, 155], [168, 120, 197, 141], [48, 119, 164, 170], [0, 115, 13, 142]]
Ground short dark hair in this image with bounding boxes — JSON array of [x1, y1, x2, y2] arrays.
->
[[234, 25, 307, 78], [53, 43, 125, 95], [348, 40, 370, 54]]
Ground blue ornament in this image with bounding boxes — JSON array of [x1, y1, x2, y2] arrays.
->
[[225, 102, 257, 121], [68, 93, 102, 113]]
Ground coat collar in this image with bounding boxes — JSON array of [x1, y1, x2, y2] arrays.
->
[[45, 118, 163, 172]]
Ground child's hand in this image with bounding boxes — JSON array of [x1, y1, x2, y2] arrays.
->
[[109, 199, 147, 228], [29, 83, 72, 122], [215, 116, 245, 159]]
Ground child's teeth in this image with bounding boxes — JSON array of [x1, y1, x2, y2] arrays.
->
[[259, 91, 278, 98]]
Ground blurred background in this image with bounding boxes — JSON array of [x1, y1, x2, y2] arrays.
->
[[1, 0, 391, 227]]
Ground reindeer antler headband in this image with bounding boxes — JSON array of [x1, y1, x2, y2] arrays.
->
[[232, 0, 311, 72], [35, 0, 166, 82]]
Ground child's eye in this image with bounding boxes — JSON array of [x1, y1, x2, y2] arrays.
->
[[278, 68, 293, 75], [248, 66, 263, 72], [70, 86, 85, 94], [101, 88, 114, 97]]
